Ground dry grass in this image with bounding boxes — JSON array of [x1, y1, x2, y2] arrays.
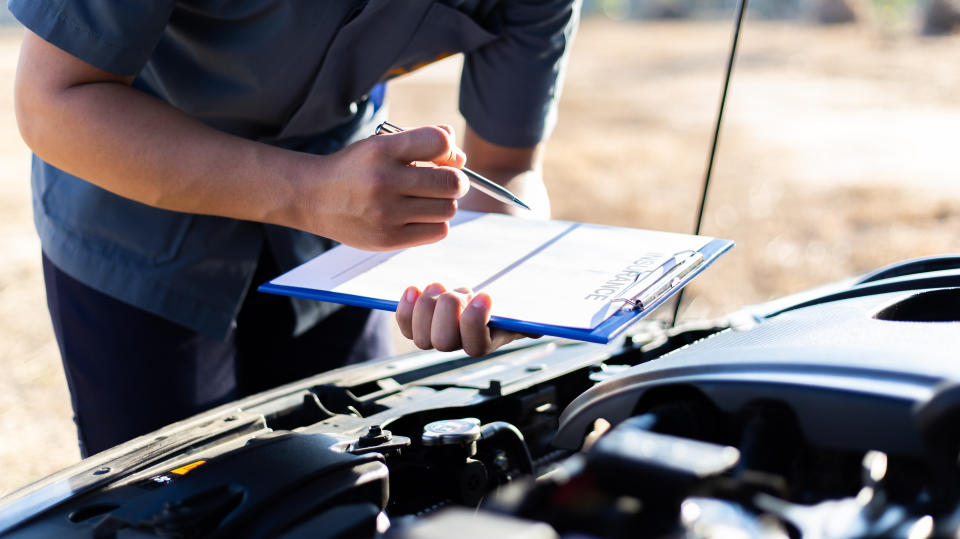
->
[[2, 18, 959, 496], [0, 26, 80, 498]]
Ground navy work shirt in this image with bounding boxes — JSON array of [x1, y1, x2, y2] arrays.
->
[[9, 0, 580, 339]]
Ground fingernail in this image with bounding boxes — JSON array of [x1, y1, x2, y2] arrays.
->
[[425, 283, 445, 295], [470, 294, 490, 310], [404, 287, 419, 302], [454, 147, 466, 164]]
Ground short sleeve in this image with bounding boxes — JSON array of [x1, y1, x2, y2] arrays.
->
[[8, 0, 175, 75], [459, 0, 580, 148]]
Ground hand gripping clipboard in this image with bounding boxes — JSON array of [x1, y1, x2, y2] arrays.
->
[[259, 211, 733, 344]]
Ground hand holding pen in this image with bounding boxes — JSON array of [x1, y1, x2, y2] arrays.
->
[[376, 121, 531, 211], [309, 124, 474, 251]]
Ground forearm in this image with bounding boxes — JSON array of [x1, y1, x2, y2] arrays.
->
[[17, 73, 311, 230]]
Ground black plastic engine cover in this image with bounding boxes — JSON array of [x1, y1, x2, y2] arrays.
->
[[3, 432, 388, 538], [555, 286, 960, 455]]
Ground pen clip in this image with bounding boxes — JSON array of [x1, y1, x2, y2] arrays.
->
[[610, 251, 705, 311]]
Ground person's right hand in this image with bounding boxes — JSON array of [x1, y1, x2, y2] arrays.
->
[[297, 125, 470, 251]]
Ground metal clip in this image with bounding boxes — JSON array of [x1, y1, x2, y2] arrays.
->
[[610, 251, 705, 311]]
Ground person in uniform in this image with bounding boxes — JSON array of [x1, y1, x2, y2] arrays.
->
[[9, 0, 579, 456]]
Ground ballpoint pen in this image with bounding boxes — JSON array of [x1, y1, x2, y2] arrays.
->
[[375, 121, 531, 211]]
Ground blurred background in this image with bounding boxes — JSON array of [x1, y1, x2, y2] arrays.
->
[[1, 0, 958, 495]]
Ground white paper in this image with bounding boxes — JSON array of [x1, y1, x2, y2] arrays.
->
[[270, 211, 711, 330]]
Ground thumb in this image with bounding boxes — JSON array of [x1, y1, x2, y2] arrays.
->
[[383, 125, 465, 167]]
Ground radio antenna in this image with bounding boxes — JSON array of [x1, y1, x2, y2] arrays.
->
[[670, 0, 749, 326]]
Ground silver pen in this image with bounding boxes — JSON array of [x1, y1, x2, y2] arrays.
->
[[375, 121, 531, 211]]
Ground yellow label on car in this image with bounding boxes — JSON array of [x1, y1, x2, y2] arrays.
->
[[170, 460, 207, 476]]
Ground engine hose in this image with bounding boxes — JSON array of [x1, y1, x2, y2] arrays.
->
[[480, 421, 536, 475]]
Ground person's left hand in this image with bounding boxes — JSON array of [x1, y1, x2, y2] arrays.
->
[[396, 284, 527, 356]]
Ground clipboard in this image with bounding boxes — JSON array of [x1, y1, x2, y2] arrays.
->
[[259, 211, 733, 344]]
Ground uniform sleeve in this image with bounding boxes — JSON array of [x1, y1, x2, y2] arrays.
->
[[459, 0, 580, 148], [7, 0, 175, 75]]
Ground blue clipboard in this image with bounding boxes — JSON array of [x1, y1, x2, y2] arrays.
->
[[259, 217, 733, 345]]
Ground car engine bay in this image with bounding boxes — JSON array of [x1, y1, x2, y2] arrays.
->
[[1, 256, 959, 538]]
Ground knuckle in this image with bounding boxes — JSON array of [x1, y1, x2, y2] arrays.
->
[[374, 132, 409, 163], [368, 168, 393, 194], [424, 125, 451, 152], [432, 168, 462, 195], [397, 134, 416, 160], [442, 199, 458, 219], [430, 222, 450, 242]]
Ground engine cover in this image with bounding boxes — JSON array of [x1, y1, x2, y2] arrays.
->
[[556, 286, 960, 456]]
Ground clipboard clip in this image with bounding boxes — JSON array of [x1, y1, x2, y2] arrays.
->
[[610, 251, 705, 311]]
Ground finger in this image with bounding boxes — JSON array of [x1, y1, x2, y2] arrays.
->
[[396, 197, 458, 224], [461, 293, 528, 356], [381, 126, 465, 167], [431, 289, 472, 352], [389, 222, 449, 249], [412, 283, 445, 349], [460, 292, 495, 357], [394, 164, 469, 199], [360, 222, 448, 251], [396, 286, 420, 339], [435, 125, 465, 166], [489, 327, 526, 349], [429, 125, 465, 167]]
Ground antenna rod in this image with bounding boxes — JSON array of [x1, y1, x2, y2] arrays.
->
[[671, 0, 749, 326]]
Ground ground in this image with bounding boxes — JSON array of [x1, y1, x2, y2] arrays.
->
[[1, 18, 958, 496]]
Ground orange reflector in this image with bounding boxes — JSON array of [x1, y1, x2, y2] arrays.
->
[[170, 460, 207, 476]]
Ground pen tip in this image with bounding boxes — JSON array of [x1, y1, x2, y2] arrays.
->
[[516, 199, 532, 211]]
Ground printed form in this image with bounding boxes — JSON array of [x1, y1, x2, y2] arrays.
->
[[268, 211, 711, 330]]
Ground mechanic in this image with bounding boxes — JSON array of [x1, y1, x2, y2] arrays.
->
[[9, 0, 579, 456]]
